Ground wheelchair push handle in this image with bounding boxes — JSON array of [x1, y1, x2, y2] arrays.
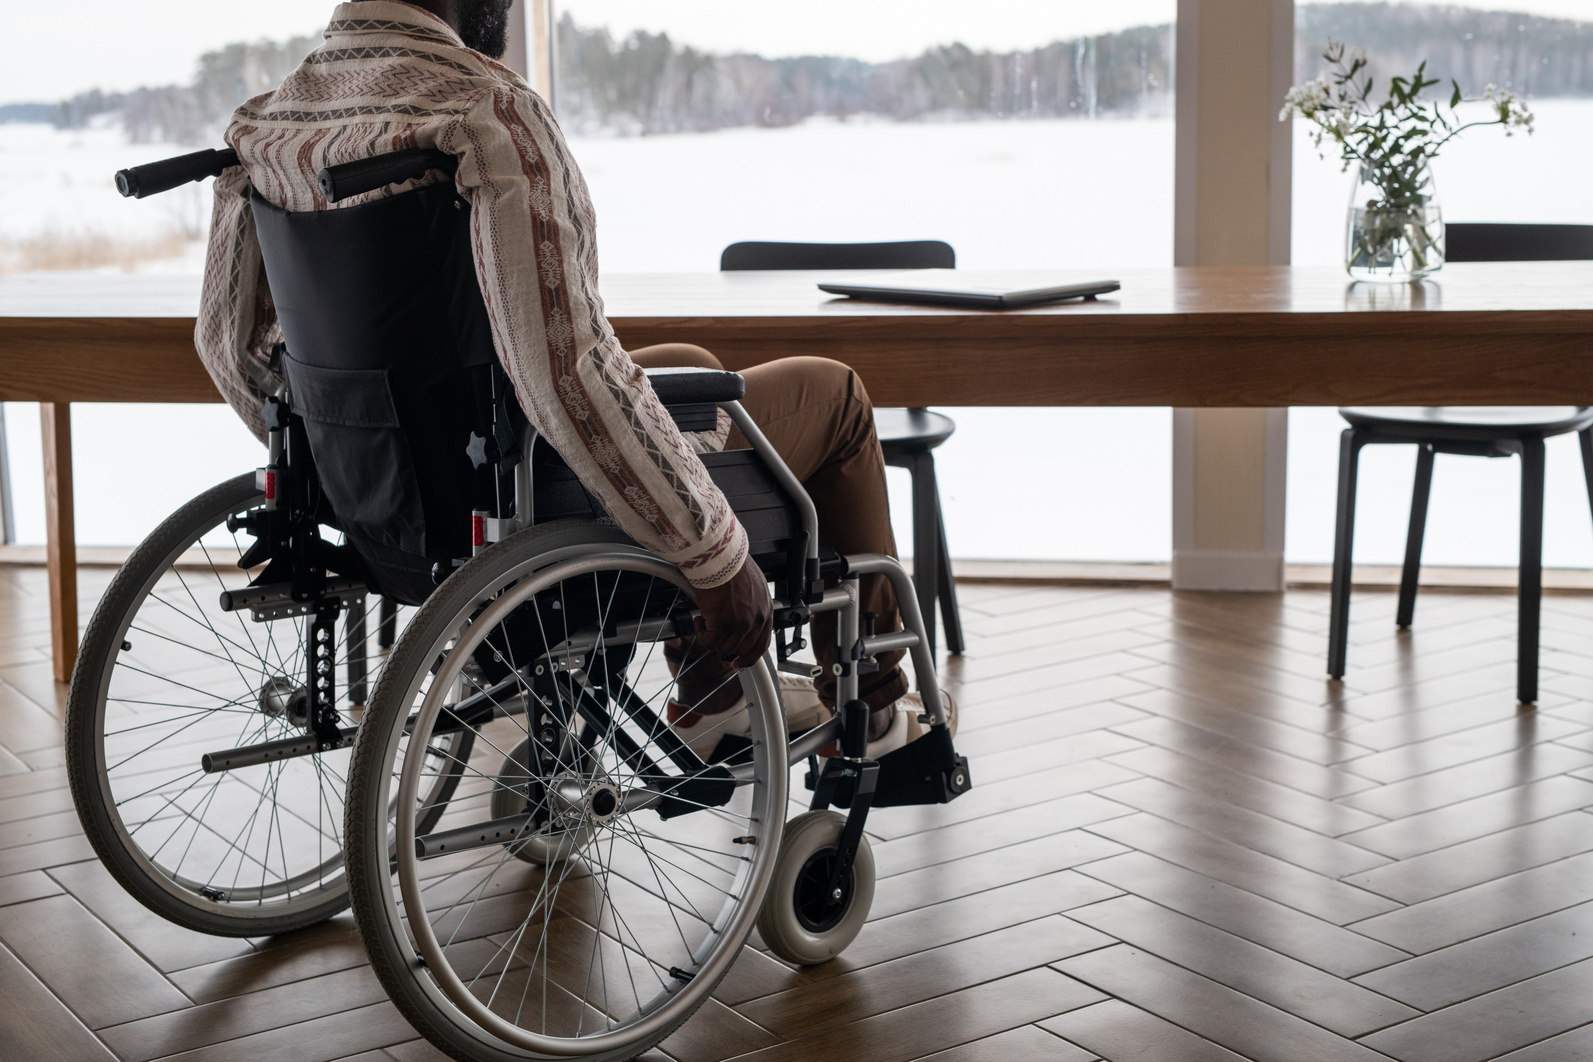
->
[[114, 147, 239, 199], [318, 147, 458, 203]]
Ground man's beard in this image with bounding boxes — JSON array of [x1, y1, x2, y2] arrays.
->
[[458, 0, 514, 58]]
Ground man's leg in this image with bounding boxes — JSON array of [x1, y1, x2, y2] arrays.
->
[[629, 344, 723, 371], [630, 346, 909, 729], [730, 357, 909, 721]]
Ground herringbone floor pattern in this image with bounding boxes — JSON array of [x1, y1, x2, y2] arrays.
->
[[1, 564, 1591, 1060]]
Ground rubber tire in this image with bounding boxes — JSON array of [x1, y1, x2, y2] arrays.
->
[[64, 475, 353, 937], [346, 519, 771, 1062], [757, 810, 875, 966]]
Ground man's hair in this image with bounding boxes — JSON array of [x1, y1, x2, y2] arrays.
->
[[459, 0, 514, 59]]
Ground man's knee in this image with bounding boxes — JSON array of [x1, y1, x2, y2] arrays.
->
[[777, 356, 875, 416], [629, 343, 723, 371]]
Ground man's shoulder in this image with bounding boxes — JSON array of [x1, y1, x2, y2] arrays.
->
[[232, 26, 524, 130]]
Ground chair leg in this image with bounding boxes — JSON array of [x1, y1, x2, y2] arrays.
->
[[908, 450, 940, 658], [1578, 428, 1593, 526], [1396, 444, 1435, 629], [1328, 428, 1364, 680], [935, 493, 965, 655], [1519, 438, 1545, 705]]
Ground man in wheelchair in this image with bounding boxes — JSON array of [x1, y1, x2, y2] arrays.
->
[[74, 4, 974, 1052], [193, 0, 950, 758]]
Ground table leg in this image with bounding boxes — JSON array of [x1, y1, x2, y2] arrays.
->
[[42, 403, 76, 683]]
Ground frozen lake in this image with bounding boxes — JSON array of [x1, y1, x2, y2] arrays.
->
[[4, 103, 1592, 566]]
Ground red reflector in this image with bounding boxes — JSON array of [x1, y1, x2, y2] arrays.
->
[[471, 513, 486, 548], [263, 470, 276, 500]]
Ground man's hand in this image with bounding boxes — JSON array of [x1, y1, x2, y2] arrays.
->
[[692, 558, 772, 669]]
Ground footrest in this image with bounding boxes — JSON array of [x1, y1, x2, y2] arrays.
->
[[812, 726, 972, 809]]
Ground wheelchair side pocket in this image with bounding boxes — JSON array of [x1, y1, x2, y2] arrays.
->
[[281, 353, 428, 556]]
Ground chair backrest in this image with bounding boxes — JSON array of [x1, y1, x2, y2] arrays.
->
[[1445, 223, 1593, 262], [251, 180, 508, 598], [720, 240, 955, 271]]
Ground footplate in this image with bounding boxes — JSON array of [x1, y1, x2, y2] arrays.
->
[[807, 724, 972, 809]]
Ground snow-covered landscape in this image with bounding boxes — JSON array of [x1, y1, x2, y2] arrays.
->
[[4, 97, 1593, 566]]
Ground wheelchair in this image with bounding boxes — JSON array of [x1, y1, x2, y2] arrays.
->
[[78, 145, 972, 1060]]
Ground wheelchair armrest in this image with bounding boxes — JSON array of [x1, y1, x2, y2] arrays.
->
[[644, 367, 745, 406]]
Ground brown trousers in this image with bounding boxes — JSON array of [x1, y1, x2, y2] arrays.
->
[[631, 345, 908, 711]]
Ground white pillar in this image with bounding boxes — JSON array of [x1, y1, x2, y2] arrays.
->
[[1172, 0, 1295, 591], [505, 0, 554, 102]]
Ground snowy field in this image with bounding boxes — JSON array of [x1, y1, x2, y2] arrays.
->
[[3, 102, 1592, 565], [0, 122, 210, 272]]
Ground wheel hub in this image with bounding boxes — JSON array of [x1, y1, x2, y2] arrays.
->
[[793, 846, 852, 932], [544, 773, 623, 830], [258, 676, 309, 728]]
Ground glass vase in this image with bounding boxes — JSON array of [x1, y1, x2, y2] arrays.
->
[[1345, 162, 1444, 283]]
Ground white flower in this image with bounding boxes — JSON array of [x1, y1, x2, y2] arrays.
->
[[1485, 84, 1536, 135], [1281, 76, 1332, 120]]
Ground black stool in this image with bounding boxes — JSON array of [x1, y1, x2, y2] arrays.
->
[[1327, 223, 1593, 705], [875, 407, 965, 655], [720, 240, 965, 654]]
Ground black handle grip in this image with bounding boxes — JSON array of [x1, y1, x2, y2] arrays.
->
[[115, 148, 239, 199], [318, 147, 457, 203]]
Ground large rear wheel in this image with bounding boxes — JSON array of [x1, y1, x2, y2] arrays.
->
[[66, 474, 467, 936], [346, 521, 788, 1061]]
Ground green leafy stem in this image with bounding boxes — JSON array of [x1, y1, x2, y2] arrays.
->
[[1282, 40, 1534, 211]]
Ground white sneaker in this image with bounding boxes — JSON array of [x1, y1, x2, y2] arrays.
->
[[667, 673, 831, 760], [822, 690, 959, 760]]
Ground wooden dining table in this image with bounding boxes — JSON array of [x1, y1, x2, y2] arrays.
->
[[4, 262, 1593, 680]]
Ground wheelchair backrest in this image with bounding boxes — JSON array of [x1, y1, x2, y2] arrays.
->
[[251, 180, 505, 592]]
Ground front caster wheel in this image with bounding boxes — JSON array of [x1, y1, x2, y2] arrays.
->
[[758, 810, 874, 965]]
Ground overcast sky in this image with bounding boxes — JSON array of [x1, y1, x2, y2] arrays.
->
[[7, 0, 1592, 105]]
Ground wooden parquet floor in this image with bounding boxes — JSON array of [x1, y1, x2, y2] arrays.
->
[[3, 564, 1593, 1060]]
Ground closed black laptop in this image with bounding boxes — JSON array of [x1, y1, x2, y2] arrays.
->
[[818, 269, 1120, 309]]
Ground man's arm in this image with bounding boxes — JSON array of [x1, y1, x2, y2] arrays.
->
[[194, 166, 283, 444], [449, 85, 751, 591]]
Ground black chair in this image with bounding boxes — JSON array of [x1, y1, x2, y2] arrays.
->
[[721, 240, 965, 655], [1328, 223, 1593, 704]]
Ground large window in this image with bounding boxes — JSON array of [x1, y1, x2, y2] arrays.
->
[[556, 0, 1178, 562], [2, 2, 334, 547], [10, 2, 1591, 571], [1287, 0, 1593, 569], [3, 0, 1181, 562]]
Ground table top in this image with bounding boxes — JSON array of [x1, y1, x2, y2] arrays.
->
[[4, 264, 1593, 406], [4, 263, 1593, 318]]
